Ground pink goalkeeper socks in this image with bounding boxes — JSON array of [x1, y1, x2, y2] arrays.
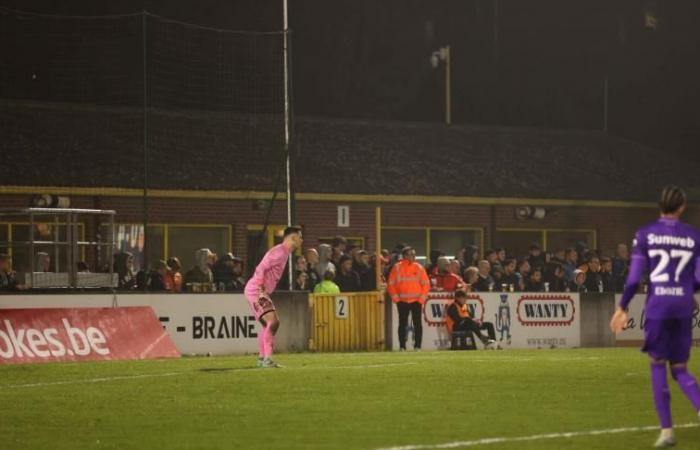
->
[[262, 323, 275, 358]]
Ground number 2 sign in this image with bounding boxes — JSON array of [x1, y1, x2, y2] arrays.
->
[[335, 296, 349, 319]]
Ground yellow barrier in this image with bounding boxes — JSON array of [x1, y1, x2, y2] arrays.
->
[[308, 291, 385, 352]]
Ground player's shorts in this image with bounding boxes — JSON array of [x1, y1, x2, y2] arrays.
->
[[245, 291, 276, 321], [642, 317, 693, 363]]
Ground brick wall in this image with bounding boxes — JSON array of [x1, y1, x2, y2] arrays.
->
[[4, 193, 700, 271]]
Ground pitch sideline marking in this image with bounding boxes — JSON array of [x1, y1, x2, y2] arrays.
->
[[0, 372, 184, 389], [373, 422, 700, 450], [0, 362, 418, 389]]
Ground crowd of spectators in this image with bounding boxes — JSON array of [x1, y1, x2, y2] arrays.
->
[[110, 248, 247, 293], [423, 242, 631, 294], [0, 235, 632, 295]]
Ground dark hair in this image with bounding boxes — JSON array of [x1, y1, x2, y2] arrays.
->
[[454, 290, 467, 298], [284, 226, 303, 237], [485, 248, 496, 257], [331, 235, 347, 247], [503, 258, 516, 267], [401, 246, 415, 257], [659, 185, 686, 214], [167, 257, 181, 270], [0, 253, 9, 261]]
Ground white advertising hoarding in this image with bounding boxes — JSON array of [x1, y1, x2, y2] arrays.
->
[[614, 293, 700, 342], [391, 292, 581, 350], [0, 294, 259, 355]]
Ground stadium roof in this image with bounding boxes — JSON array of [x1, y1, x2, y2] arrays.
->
[[2, 100, 699, 203]]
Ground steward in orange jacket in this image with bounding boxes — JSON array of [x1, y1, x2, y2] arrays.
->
[[445, 290, 497, 349], [387, 247, 430, 350]]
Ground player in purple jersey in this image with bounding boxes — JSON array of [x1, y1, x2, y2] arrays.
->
[[244, 226, 303, 368], [610, 186, 700, 447]]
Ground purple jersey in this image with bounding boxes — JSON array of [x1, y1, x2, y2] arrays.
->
[[619, 217, 700, 319]]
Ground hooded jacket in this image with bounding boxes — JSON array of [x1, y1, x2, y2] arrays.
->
[[184, 248, 214, 285], [114, 252, 136, 290], [316, 244, 335, 280]]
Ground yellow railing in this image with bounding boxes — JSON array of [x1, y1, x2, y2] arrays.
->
[[308, 291, 385, 352]]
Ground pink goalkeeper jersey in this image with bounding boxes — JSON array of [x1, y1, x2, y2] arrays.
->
[[244, 243, 291, 296]]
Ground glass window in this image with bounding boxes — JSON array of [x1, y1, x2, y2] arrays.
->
[[168, 226, 229, 270], [100, 224, 164, 272], [382, 228, 427, 265], [430, 229, 479, 259], [494, 230, 543, 260], [547, 230, 595, 252]]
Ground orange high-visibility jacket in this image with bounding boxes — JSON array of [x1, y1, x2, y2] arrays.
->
[[387, 259, 430, 304], [445, 301, 470, 334]]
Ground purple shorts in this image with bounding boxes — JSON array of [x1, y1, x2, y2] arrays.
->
[[642, 317, 693, 363]]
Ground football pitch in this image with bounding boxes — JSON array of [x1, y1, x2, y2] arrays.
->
[[1, 348, 699, 450]]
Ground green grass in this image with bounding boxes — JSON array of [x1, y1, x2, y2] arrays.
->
[[1, 348, 699, 450]]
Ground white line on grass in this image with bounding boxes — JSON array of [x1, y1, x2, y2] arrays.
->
[[315, 362, 418, 370], [0, 372, 184, 389], [0, 361, 419, 389], [373, 422, 700, 450]]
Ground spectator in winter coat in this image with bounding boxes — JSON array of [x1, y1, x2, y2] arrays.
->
[[335, 254, 361, 292], [304, 248, 321, 291], [316, 244, 335, 281], [563, 248, 578, 282], [183, 248, 214, 287], [525, 268, 545, 292], [166, 257, 183, 292], [114, 252, 137, 290], [543, 262, 567, 292], [213, 253, 237, 290], [583, 255, 604, 293], [612, 243, 630, 292], [600, 256, 615, 292], [354, 250, 375, 291], [148, 260, 170, 291], [472, 260, 494, 292], [501, 258, 520, 291], [314, 269, 341, 294], [516, 258, 531, 291], [572, 269, 587, 292], [0, 254, 26, 291], [430, 257, 464, 291], [527, 243, 546, 271]]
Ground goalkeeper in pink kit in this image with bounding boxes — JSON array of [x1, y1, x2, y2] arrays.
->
[[244, 226, 302, 368]]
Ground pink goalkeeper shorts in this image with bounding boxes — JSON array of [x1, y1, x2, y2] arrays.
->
[[245, 291, 276, 321]]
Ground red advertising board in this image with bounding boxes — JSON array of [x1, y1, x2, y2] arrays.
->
[[0, 307, 180, 364]]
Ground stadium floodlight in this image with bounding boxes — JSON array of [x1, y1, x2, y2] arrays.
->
[[430, 45, 451, 125]]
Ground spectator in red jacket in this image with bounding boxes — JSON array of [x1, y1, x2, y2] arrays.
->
[[430, 257, 464, 291]]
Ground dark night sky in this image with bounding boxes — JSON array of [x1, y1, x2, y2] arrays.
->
[[2, 0, 699, 154]]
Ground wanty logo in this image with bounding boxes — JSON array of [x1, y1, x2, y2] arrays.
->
[[0, 319, 110, 359], [424, 294, 485, 326], [516, 295, 576, 327]]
